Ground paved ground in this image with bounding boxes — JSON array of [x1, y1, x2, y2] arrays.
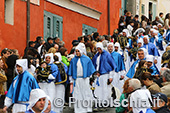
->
[[63, 106, 116, 113]]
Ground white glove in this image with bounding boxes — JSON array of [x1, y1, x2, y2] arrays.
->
[[48, 74, 55, 80]]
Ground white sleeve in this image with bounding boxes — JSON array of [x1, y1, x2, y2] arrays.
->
[[69, 76, 74, 83], [109, 70, 115, 78], [4, 97, 12, 108], [119, 70, 126, 77], [48, 74, 55, 80]]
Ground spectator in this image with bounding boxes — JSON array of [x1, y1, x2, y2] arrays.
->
[[164, 13, 170, 29], [59, 47, 71, 66], [48, 47, 57, 54], [152, 93, 170, 113], [152, 16, 160, 26], [45, 37, 54, 51], [118, 16, 126, 33], [128, 78, 154, 113], [6, 49, 19, 89], [158, 12, 164, 24], [53, 37, 60, 45], [34, 36, 43, 49], [1, 48, 11, 73], [141, 72, 161, 94], [0, 58, 7, 109], [161, 69, 170, 98]]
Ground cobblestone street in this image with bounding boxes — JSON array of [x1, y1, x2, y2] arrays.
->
[[63, 106, 116, 113]]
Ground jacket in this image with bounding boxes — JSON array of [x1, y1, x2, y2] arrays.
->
[[0, 69, 7, 95]]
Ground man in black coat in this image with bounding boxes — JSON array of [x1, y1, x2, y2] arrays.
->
[[152, 93, 170, 113]]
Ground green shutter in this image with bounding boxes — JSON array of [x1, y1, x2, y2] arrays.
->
[[82, 24, 97, 36], [152, 4, 156, 21], [53, 15, 63, 40], [44, 11, 63, 41], [142, 4, 145, 14]]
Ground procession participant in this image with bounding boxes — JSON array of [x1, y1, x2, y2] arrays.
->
[[126, 48, 147, 78], [38, 53, 58, 110], [146, 55, 159, 77], [92, 42, 117, 109], [107, 42, 125, 92], [53, 54, 68, 112], [142, 35, 160, 69], [26, 89, 48, 113], [3, 59, 39, 113], [68, 45, 96, 113]]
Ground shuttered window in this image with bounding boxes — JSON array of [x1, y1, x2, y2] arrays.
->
[[44, 11, 63, 41], [82, 24, 97, 36]]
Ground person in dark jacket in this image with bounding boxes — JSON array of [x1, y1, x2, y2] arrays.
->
[[152, 93, 170, 113], [44, 37, 54, 51], [34, 36, 43, 49]]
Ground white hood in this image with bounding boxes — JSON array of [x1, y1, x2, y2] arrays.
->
[[15, 59, 28, 74], [146, 55, 154, 63], [114, 42, 122, 54], [55, 52, 62, 62], [28, 89, 48, 112], [76, 43, 87, 55], [75, 44, 83, 56], [45, 53, 54, 64], [96, 42, 104, 51], [107, 42, 114, 53]]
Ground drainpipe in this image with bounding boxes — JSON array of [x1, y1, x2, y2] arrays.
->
[[27, 0, 30, 46], [108, 0, 110, 35]]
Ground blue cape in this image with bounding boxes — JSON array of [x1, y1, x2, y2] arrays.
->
[[92, 50, 117, 74], [142, 42, 160, 56], [126, 58, 146, 78], [166, 29, 170, 42], [54, 62, 68, 83], [111, 51, 125, 72], [6, 71, 39, 103], [150, 64, 159, 76], [68, 55, 96, 80], [149, 34, 164, 50]]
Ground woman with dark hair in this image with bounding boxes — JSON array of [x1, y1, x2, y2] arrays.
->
[[134, 60, 148, 80], [59, 47, 71, 66], [164, 13, 170, 29], [118, 16, 126, 33], [141, 15, 147, 29]]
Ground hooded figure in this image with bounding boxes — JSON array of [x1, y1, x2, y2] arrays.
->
[[3, 59, 39, 113], [114, 42, 123, 55], [76, 42, 87, 55], [53, 51, 68, 112], [146, 55, 159, 76], [107, 43, 126, 93], [68, 44, 96, 113], [126, 48, 147, 78], [92, 42, 117, 107], [54, 52, 62, 62], [38, 53, 58, 110], [26, 89, 48, 113]]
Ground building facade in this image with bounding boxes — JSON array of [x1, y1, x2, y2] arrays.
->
[[0, 0, 121, 55]]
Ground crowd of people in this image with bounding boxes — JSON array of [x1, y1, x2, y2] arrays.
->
[[0, 10, 170, 113]]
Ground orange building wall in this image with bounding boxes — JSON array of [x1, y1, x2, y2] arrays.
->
[[0, 0, 121, 55]]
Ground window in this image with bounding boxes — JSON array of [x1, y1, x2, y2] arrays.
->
[[142, 4, 145, 14], [82, 24, 97, 36], [5, 0, 14, 25], [44, 11, 63, 41]]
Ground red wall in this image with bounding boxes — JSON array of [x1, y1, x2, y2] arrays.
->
[[0, 0, 121, 55]]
